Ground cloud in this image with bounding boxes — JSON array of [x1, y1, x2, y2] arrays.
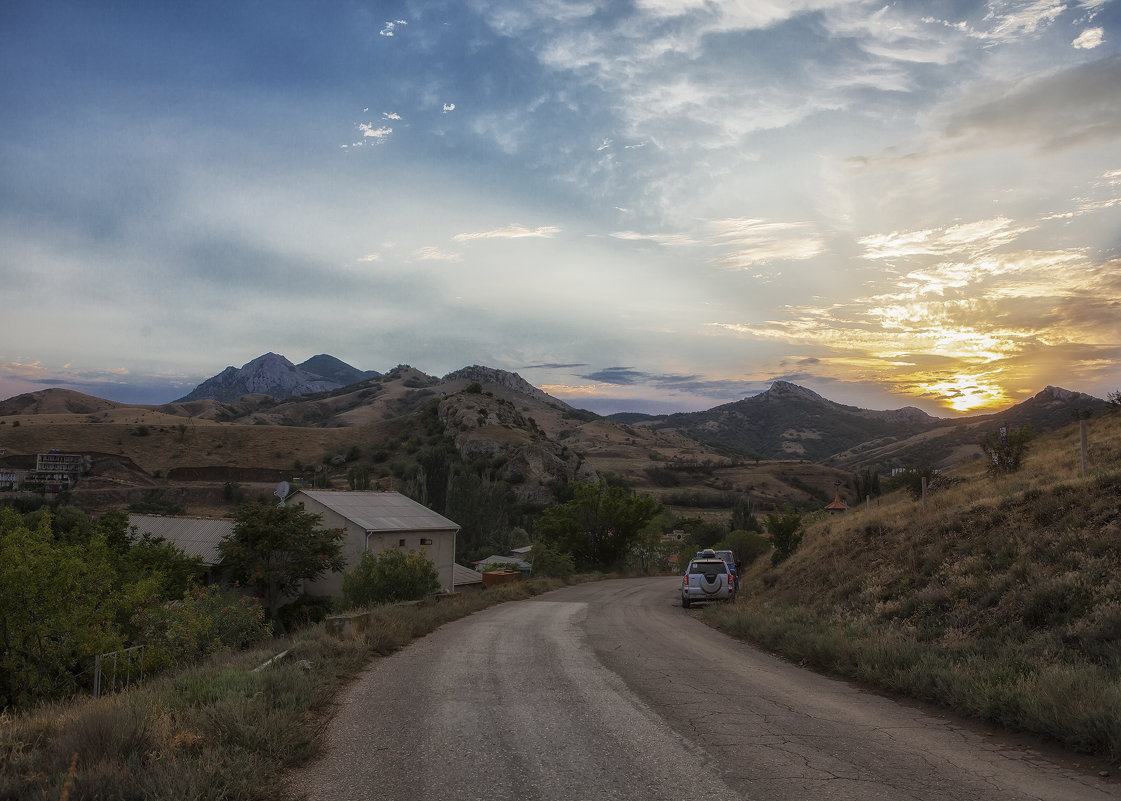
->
[[357, 253, 381, 262], [382, 112, 402, 120], [824, 4, 966, 65], [520, 363, 588, 370], [1072, 27, 1105, 48], [710, 236, 1121, 411], [859, 218, 1034, 261], [941, 54, 1121, 152], [453, 225, 560, 242], [380, 20, 407, 37], [576, 366, 764, 400], [706, 218, 826, 267], [443, 103, 456, 113], [358, 122, 392, 143], [610, 231, 701, 247], [412, 246, 462, 262]]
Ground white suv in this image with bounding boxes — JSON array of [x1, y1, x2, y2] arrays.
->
[[681, 558, 734, 607]]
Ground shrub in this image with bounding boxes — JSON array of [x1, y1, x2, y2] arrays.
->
[[717, 529, 771, 568], [765, 507, 803, 565], [341, 549, 440, 608], [980, 424, 1036, 475], [129, 585, 272, 672], [530, 542, 575, 579]]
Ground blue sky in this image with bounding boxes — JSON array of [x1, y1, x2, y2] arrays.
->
[[1, 0, 1119, 415]]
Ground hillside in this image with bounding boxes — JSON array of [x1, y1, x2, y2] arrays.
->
[[710, 410, 1121, 763], [0, 368, 851, 524], [642, 381, 1108, 471], [641, 381, 942, 462]]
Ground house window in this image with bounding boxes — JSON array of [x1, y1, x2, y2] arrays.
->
[[398, 538, 406, 547], [420, 538, 433, 546]]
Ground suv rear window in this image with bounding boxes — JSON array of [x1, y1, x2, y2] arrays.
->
[[688, 561, 727, 574]]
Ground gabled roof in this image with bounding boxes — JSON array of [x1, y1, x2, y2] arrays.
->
[[453, 563, 484, 586], [473, 555, 532, 571], [291, 490, 460, 533], [128, 514, 233, 566]]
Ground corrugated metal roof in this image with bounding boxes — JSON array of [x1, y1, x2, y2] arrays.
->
[[292, 490, 460, 533], [453, 563, 484, 586], [127, 514, 233, 566]]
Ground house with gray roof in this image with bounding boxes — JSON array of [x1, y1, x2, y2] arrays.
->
[[128, 514, 233, 567], [289, 490, 460, 596]]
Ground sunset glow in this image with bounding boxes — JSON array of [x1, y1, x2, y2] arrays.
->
[[1, 2, 1118, 414]]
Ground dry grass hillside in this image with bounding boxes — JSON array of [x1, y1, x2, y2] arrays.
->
[[0, 371, 855, 519], [710, 410, 1121, 762]]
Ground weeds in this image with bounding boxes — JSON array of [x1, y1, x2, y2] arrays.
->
[[707, 413, 1121, 762], [0, 575, 575, 800]]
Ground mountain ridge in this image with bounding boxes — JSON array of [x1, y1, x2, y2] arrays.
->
[[174, 353, 379, 403]]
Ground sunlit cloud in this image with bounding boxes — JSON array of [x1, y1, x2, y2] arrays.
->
[[442, 103, 456, 113], [1073, 27, 1105, 48], [453, 225, 560, 242], [707, 218, 826, 267], [412, 246, 462, 262], [711, 224, 1121, 412], [610, 230, 701, 247], [382, 112, 402, 121], [357, 253, 381, 262]]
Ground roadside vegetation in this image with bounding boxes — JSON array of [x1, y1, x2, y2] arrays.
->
[[705, 410, 1121, 762], [0, 575, 596, 801]]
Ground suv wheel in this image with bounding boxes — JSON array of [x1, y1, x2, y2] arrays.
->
[[681, 596, 691, 608]]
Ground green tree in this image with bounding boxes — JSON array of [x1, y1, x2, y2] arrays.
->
[[130, 584, 271, 672], [0, 509, 126, 706], [765, 507, 804, 565], [852, 469, 881, 499], [341, 549, 440, 607], [529, 541, 575, 579], [980, 424, 1036, 475], [119, 532, 205, 600], [717, 529, 771, 568], [347, 466, 371, 490], [535, 481, 662, 570], [729, 497, 760, 534], [218, 502, 345, 621]]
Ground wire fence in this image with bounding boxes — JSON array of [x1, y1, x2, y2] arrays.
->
[[93, 645, 146, 699]]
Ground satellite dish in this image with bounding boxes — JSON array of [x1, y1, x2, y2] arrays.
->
[[275, 481, 290, 506]]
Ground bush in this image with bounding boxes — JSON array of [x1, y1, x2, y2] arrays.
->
[[717, 529, 771, 568], [529, 542, 575, 579], [129, 585, 272, 672], [341, 549, 440, 608], [765, 507, 803, 565]]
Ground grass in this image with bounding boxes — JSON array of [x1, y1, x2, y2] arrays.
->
[[705, 411, 1121, 762], [0, 575, 585, 801]]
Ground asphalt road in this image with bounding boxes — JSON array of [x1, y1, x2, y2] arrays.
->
[[291, 577, 1119, 801]]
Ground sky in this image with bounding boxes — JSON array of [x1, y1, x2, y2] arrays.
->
[[1, 0, 1119, 416]]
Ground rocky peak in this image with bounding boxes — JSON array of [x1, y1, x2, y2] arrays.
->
[[176, 353, 341, 402], [442, 365, 569, 408], [764, 381, 828, 403]]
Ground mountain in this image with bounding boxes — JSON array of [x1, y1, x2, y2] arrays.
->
[[297, 354, 380, 387], [0, 388, 127, 416], [642, 380, 940, 462], [175, 353, 379, 403], [441, 365, 573, 409]]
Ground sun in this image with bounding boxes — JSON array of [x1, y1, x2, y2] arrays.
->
[[921, 374, 1009, 413]]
